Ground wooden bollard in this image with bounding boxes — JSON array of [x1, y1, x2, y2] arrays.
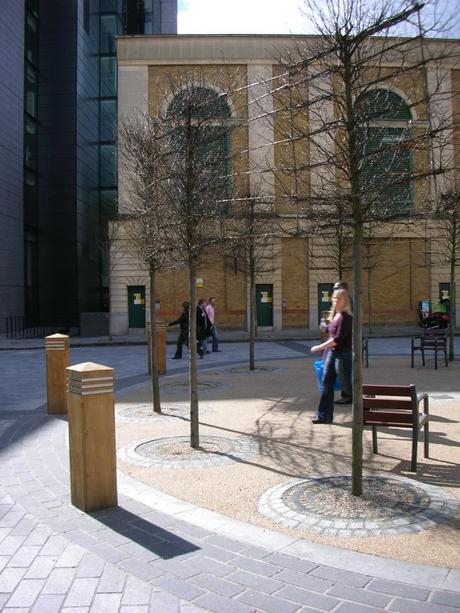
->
[[146, 321, 167, 375], [146, 321, 152, 375], [66, 362, 117, 512], [156, 321, 167, 375], [45, 333, 70, 415]]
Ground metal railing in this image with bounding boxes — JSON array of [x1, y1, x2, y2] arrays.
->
[[5, 316, 57, 339]]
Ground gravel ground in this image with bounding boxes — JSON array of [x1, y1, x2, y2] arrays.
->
[[115, 356, 460, 569]]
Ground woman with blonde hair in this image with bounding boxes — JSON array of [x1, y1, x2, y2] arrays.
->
[[310, 288, 353, 424]]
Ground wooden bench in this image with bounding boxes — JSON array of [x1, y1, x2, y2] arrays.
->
[[362, 384, 429, 472], [411, 330, 448, 370]]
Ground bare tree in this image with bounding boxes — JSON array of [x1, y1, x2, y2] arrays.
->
[[433, 189, 460, 359], [245, 0, 457, 494], [119, 113, 173, 414], [224, 192, 280, 369]]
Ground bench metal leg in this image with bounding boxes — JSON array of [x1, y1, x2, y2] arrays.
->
[[424, 422, 429, 459], [372, 426, 378, 454], [411, 430, 418, 472]]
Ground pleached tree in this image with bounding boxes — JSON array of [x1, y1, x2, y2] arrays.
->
[[119, 113, 173, 414], [246, 0, 457, 494], [120, 68, 240, 447]]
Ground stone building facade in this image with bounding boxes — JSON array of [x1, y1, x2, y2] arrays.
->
[[111, 34, 460, 335]]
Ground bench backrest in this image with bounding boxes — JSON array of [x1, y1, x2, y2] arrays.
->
[[363, 384, 417, 426]]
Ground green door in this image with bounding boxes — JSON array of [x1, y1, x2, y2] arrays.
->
[[256, 284, 273, 326], [128, 286, 146, 328], [317, 283, 334, 324]]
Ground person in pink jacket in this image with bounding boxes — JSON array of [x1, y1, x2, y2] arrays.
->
[[205, 297, 220, 352]]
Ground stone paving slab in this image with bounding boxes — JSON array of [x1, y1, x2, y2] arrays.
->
[[0, 343, 459, 611]]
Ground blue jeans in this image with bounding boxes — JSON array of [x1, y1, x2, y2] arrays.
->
[[316, 350, 352, 422], [337, 351, 352, 398], [210, 324, 219, 351]]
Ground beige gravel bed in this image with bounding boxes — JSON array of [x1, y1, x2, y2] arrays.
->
[[116, 356, 460, 569]]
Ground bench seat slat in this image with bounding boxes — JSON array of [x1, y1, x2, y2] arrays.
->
[[364, 414, 428, 427], [363, 384, 413, 396], [363, 398, 412, 410]]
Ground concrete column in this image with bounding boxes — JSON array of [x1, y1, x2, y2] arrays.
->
[[247, 64, 275, 199], [45, 333, 70, 415], [66, 362, 117, 512]]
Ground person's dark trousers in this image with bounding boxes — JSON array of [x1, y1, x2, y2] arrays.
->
[[316, 350, 336, 422], [174, 331, 187, 359], [336, 351, 352, 399], [210, 324, 219, 352]]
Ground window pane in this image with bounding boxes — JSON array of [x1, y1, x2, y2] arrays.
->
[[100, 57, 117, 97], [84, 0, 90, 34], [100, 15, 117, 53], [99, 99, 117, 141], [100, 0, 119, 11], [100, 144, 117, 187], [25, 64, 38, 118], [25, 11, 38, 66], [100, 189, 118, 217], [360, 127, 412, 216], [24, 119, 37, 170]]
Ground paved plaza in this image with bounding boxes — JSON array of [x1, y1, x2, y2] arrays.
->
[[0, 334, 459, 612]]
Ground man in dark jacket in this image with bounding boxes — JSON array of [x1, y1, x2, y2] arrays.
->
[[168, 302, 189, 359]]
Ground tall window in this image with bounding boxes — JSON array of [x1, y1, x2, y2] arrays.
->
[[356, 89, 413, 217], [167, 86, 232, 204]]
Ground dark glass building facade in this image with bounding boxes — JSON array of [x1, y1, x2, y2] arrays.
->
[[0, 0, 177, 333]]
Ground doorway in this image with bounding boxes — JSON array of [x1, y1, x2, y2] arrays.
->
[[317, 283, 334, 324], [127, 286, 146, 328], [256, 284, 273, 327]]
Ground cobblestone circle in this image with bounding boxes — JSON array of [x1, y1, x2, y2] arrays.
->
[[118, 434, 260, 468], [115, 402, 210, 423], [160, 380, 226, 393], [259, 474, 458, 538]]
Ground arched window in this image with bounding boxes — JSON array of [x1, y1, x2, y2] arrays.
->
[[356, 89, 413, 217], [167, 86, 232, 205]]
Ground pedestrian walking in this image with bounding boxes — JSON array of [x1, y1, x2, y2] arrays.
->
[[310, 288, 353, 424], [197, 299, 210, 356], [168, 302, 189, 359], [205, 296, 220, 352]]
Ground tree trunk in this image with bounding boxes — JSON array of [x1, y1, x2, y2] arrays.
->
[[366, 247, 373, 335], [352, 225, 364, 497], [249, 267, 256, 371], [189, 259, 200, 448], [343, 43, 364, 497], [149, 266, 162, 414], [449, 258, 456, 361]]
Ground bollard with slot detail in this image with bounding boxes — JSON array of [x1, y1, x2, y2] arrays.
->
[[66, 362, 117, 511], [146, 320, 152, 375], [146, 320, 167, 375], [156, 321, 167, 375], [45, 333, 70, 415]]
